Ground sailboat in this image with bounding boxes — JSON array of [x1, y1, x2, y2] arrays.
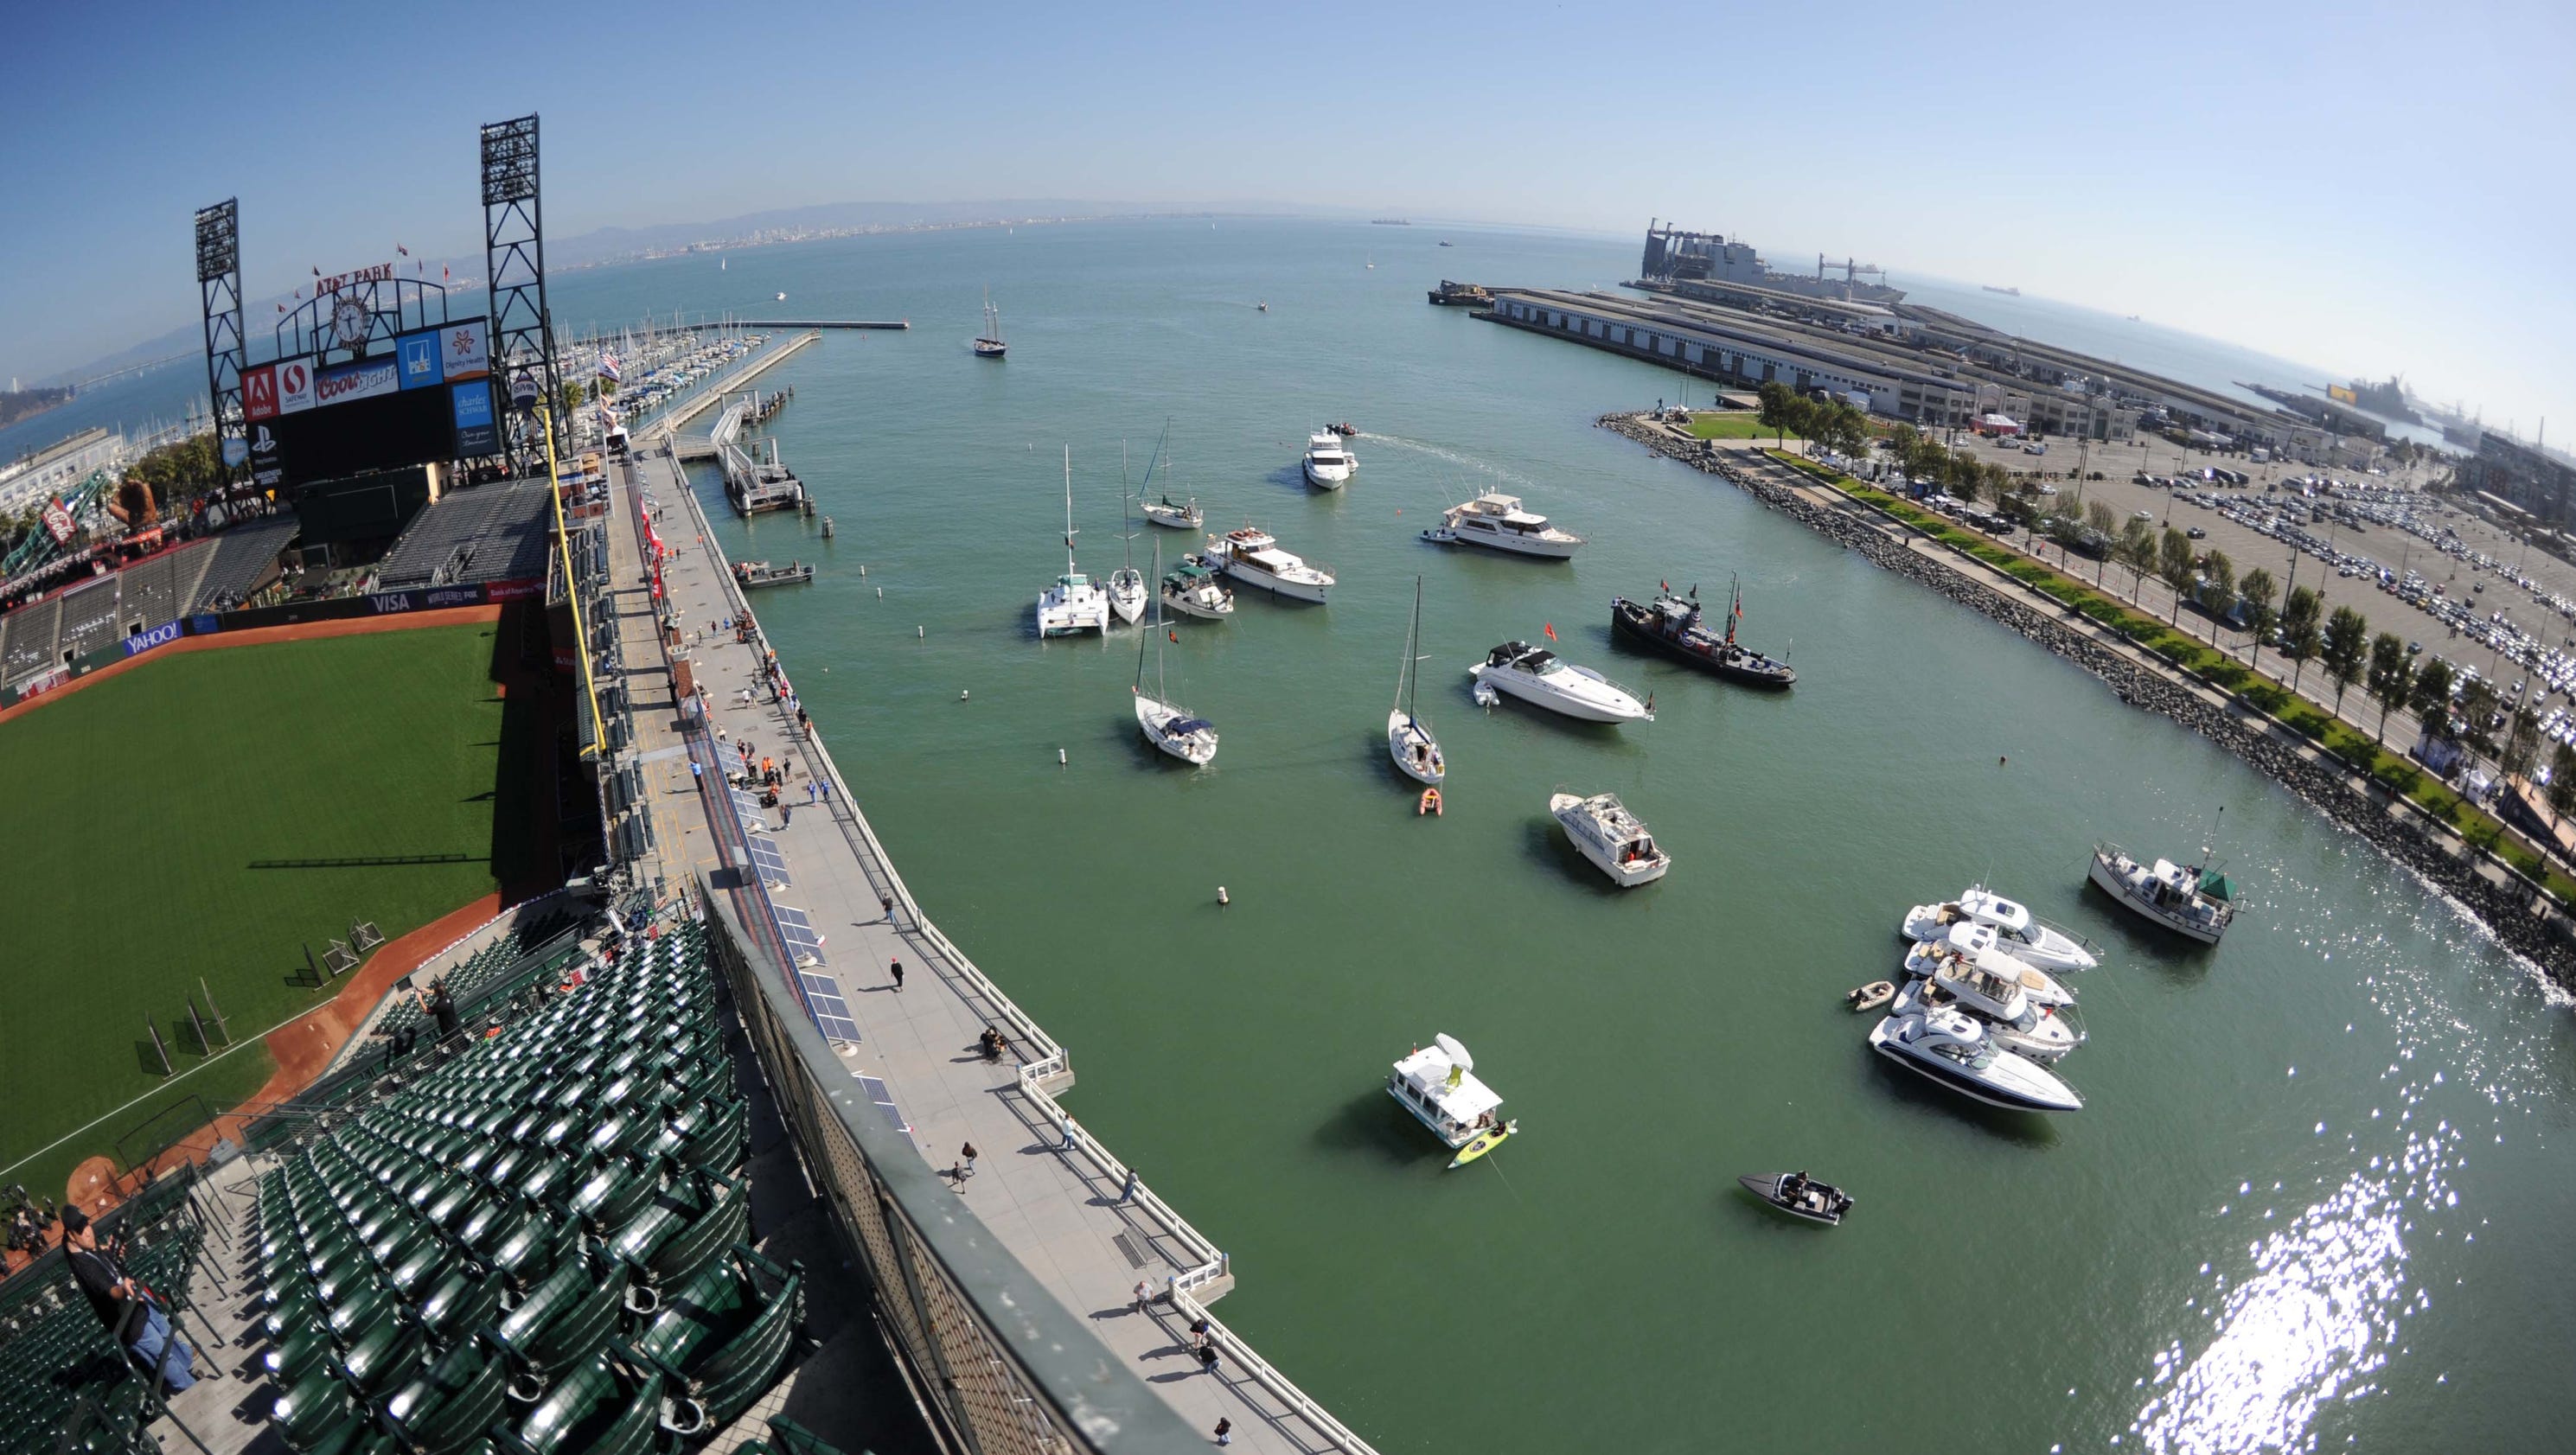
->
[[1136, 420, 1203, 530], [1135, 540, 1218, 765], [1106, 447, 1147, 624], [1388, 577, 1445, 785], [1366, 253, 1375, 270], [720, 258, 727, 271], [974, 289, 1007, 358], [1036, 448, 1110, 636]]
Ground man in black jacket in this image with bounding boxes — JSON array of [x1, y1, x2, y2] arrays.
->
[[61, 1206, 207, 1392]]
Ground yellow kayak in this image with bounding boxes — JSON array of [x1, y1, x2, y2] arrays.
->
[[1447, 1120, 1518, 1169]]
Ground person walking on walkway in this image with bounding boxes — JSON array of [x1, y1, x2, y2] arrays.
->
[[1121, 1167, 1140, 1203], [1213, 1418, 1232, 1446], [1058, 1114, 1078, 1152], [889, 958, 904, 993], [1189, 1315, 1211, 1351], [690, 759, 702, 783], [1196, 1343, 1219, 1377], [957, 1142, 977, 1181], [805, 781, 817, 806], [1133, 1279, 1154, 1313]]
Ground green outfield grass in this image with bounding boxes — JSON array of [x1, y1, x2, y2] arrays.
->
[[0, 624, 530, 1199]]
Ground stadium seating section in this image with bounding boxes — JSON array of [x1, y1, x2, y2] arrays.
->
[[0, 1193, 208, 1454], [376, 484, 555, 590]]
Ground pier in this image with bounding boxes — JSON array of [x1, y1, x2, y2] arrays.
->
[[600, 445, 1379, 1453], [648, 329, 821, 437]]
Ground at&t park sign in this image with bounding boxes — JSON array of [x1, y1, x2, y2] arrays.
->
[[316, 262, 397, 294]]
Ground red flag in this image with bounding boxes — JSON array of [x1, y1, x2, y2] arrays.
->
[[1543, 622, 1556, 642], [1660, 579, 1669, 592], [1167, 629, 1178, 643]]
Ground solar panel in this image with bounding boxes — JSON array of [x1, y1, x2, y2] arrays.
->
[[799, 969, 861, 1043], [772, 904, 825, 965], [746, 838, 791, 887], [854, 1074, 909, 1136]]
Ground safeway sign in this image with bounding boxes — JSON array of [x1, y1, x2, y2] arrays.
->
[[276, 357, 314, 413]]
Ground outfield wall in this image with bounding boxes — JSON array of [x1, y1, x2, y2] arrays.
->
[[0, 575, 544, 713]]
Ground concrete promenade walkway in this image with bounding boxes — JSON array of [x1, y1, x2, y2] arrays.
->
[[601, 445, 1358, 1455]]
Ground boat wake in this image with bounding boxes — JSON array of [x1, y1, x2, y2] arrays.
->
[[1352, 433, 1535, 489]]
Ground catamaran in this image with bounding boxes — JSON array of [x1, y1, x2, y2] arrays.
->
[[1388, 576, 1445, 785], [974, 289, 1006, 358], [1133, 541, 1217, 765], [1035, 448, 1110, 637]]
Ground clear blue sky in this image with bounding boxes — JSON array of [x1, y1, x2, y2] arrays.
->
[[3, 0, 2568, 437]]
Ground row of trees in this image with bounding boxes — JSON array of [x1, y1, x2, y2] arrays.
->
[[1754, 381, 1871, 459]]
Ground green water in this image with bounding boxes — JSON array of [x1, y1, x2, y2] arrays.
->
[[560, 221, 2576, 1454]]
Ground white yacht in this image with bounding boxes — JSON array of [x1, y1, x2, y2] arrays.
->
[[1469, 641, 1652, 723], [1160, 558, 1234, 619], [1204, 527, 1333, 603], [1301, 431, 1356, 489], [1900, 888, 2099, 972], [1132, 543, 1217, 765], [2091, 843, 2235, 944], [1550, 792, 1669, 886], [1388, 577, 1444, 786], [1890, 965, 2083, 1063], [1868, 1006, 2083, 1113], [1901, 928, 2076, 1008], [1387, 1034, 1513, 1154], [1427, 493, 1585, 559], [1036, 448, 1110, 636]]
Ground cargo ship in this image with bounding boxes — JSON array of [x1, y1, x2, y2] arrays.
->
[[1427, 279, 1493, 307], [1639, 220, 1905, 305]]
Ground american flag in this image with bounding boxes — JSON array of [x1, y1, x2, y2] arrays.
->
[[596, 354, 622, 382]]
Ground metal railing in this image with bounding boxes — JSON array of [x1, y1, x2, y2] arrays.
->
[[657, 456, 1385, 1454]]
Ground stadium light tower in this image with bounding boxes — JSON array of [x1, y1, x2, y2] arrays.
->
[[195, 199, 246, 481], [481, 115, 559, 479]]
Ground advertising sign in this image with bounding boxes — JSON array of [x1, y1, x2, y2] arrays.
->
[[41, 497, 75, 544], [315, 358, 400, 408], [438, 322, 489, 380], [398, 333, 443, 390], [451, 380, 499, 456], [122, 621, 184, 657], [276, 356, 315, 413], [243, 365, 278, 421], [249, 424, 282, 488]]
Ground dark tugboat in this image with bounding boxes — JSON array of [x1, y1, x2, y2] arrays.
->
[[1610, 578, 1797, 687]]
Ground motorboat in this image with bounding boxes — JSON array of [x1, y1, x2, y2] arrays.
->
[[1387, 1034, 1515, 1158], [731, 559, 812, 590], [1739, 1172, 1851, 1226], [2091, 842, 2236, 943], [1549, 792, 1669, 886], [1900, 888, 2098, 972], [1205, 527, 1333, 603], [1608, 580, 1795, 687], [973, 289, 1006, 358], [1388, 577, 1444, 785], [1133, 542, 1217, 765], [1469, 641, 1652, 723], [1036, 448, 1110, 636], [1160, 558, 1234, 619], [1901, 928, 2076, 1008], [1301, 431, 1357, 489], [1890, 969, 2082, 1063], [1430, 493, 1585, 559], [1867, 1006, 2083, 1113], [1142, 495, 1204, 530]]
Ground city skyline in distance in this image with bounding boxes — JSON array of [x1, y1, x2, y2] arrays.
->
[[3, 0, 2567, 437]]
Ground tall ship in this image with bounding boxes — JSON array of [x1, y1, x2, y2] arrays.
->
[[1638, 220, 1905, 305]]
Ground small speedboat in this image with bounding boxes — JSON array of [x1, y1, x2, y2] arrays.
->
[[1901, 887, 2098, 972], [1902, 929, 2076, 1009], [1160, 558, 1234, 619], [1471, 641, 1651, 723], [1890, 973, 2081, 1063], [1739, 1172, 1851, 1226]]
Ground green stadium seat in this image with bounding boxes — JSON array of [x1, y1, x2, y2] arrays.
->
[[610, 1168, 749, 1290], [490, 1350, 663, 1455], [491, 1243, 629, 1380], [629, 1246, 804, 1428], [380, 1334, 509, 1455]]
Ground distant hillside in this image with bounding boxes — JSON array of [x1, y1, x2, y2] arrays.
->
[[0, 386, 73, 431]]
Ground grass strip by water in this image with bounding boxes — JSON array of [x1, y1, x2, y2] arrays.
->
[[1761, 449, 2576, 906]]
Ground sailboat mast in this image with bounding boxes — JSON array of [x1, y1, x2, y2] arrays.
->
[[1062, 446, 1077, 574]]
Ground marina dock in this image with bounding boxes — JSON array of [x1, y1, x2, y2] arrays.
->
[[602, 444, 1379, 1455]]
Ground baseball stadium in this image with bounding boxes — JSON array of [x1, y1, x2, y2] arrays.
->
[[0, 115, 1248, 1455]]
